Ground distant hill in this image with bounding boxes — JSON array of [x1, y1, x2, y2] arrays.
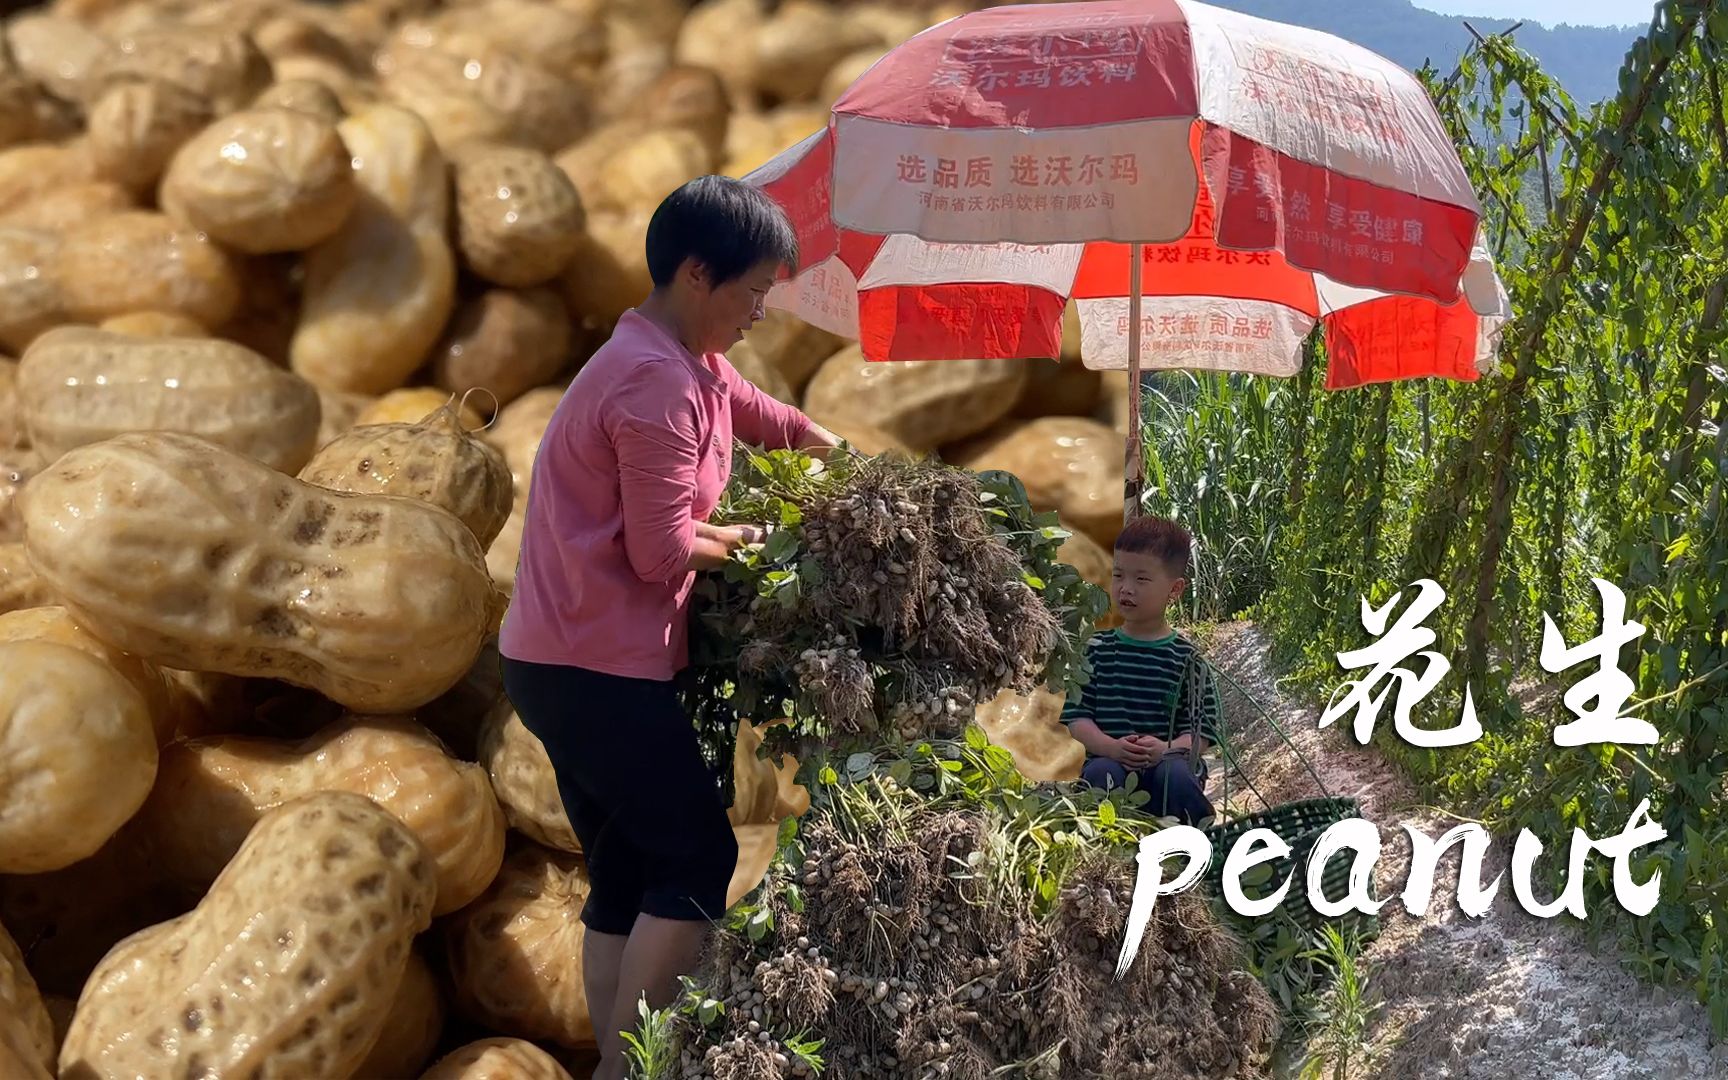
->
[[1209, 0, 1644, 105]]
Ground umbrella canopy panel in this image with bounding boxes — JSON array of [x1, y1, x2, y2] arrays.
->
[[748, 0, 1511, 389]]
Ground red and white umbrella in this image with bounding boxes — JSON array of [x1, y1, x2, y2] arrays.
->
[[746, 0, 1510, 403]]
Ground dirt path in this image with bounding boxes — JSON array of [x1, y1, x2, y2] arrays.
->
[[1203, 622, 1724, 1079]]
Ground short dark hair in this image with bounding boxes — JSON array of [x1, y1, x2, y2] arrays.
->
[[644, 175, 800, 288], [1114, 515, 1192, 576]]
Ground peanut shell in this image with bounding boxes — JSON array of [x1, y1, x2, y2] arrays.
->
[[299, 403, 514, 548], [19, 432, 497, 713], [17, 326, 322, 473], [58, 791, 438, 1080], [0, 640, 158, 874], [453, 143, 586, 287], [159, 106, 359, 254], [136, 715, 506, 915]]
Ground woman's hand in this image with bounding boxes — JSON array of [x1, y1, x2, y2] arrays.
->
[[693, 520, 767, 552], [685, 521, 768, 570], [796, 421, 847, 461], [716, 524, 767, 548]]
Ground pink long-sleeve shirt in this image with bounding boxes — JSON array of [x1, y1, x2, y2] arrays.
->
[[498, 310, 813, 681]]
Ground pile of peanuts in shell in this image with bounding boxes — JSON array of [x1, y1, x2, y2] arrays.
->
[[0, 0, 1131, 1075]]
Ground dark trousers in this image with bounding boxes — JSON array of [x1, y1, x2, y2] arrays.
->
[[1081, 755, 1215, 826]]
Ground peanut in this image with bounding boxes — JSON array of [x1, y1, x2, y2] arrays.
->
[[291, 103, 457, 395], [554, 119, 645, 212], [159, 106, 359, 254], [476, 703, 581, 853], [0, 542, 52, 617], [421, 1037, 576, 1080], [430, 0, 608, 76], [0, 141, 96, 216], [137, 715, 507, 915], [355, 387, 486, 431], [560, 207, 654, 329], [52, 210, 242, 328], [738, 307, 844, 395], [433, 287, 577, 410], [676, 0, 765, 111], [0, 917, 53, 1077], [452, 143, 586, 288], [803, 349, 1030, 451], [593, 45, 676, 127], [0, 639, 158, 874], [97, 311, 208, 338], [316, 386, 378, 450], [443, 843, 596, 1049], [947, 416, 1126, 549], [0, 450, 29, 543], [480, 386, 561, 591], [86, 78, 216, 191], [19, 432, 497, 713], [753, 0, 883, 104], [0, 180, 134, 232], [87, 25, 272, 115], [358, 948, 446, 1080], [17, 326, 323, 473], [300, 402, 514, 548], [4, 14, 113, 107], [973, 687, 1084, 782], [0, 358, 19, 449], [376, 32, 590, 153], [59, 791, 438, 1080], [592, 126, 712, 213], [0, 605, 202, 745], [0, 228, 66, 355], [253, 78, 348, 122], [638, 64, 733, 163], [725, 337, 796, 406], [0, 1011, 50, 1080]]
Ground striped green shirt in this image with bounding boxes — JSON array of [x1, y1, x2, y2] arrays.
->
[[1060, 629, 1221, 747]]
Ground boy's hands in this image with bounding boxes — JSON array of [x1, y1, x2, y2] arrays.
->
[[1109, 735, 1165, 768]]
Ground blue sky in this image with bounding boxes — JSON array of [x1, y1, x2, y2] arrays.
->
[[1415, 0, 1656, 27]]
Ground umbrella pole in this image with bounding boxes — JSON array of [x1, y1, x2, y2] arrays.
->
[[1125, 243, 1145, 523]]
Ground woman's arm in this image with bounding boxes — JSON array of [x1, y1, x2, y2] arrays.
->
[[723, 360, 847, 457], [794, 420, 843, 460], [612, 361, 721, 582]]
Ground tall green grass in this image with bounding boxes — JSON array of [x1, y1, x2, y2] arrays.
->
[[1137, 370, 1294, 622]]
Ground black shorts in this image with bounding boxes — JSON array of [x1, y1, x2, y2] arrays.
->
[[498, 656, 738, 935]]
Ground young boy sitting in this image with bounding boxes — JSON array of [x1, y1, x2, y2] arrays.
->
[[1061, 515, 1220, 826]]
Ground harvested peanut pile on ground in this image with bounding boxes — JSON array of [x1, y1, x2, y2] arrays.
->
[[661, 741, 1278, 1080], [684, 447, 1108, 781]]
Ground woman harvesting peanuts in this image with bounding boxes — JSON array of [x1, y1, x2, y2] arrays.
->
[[497, 174, 840, 1080]]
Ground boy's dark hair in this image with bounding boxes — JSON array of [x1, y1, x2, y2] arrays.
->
[[1114, 515, 1193, 576], [644, 175, 800, 289]]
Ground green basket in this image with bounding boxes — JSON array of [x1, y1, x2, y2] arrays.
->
[[1202, 796, 1378, 939]]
